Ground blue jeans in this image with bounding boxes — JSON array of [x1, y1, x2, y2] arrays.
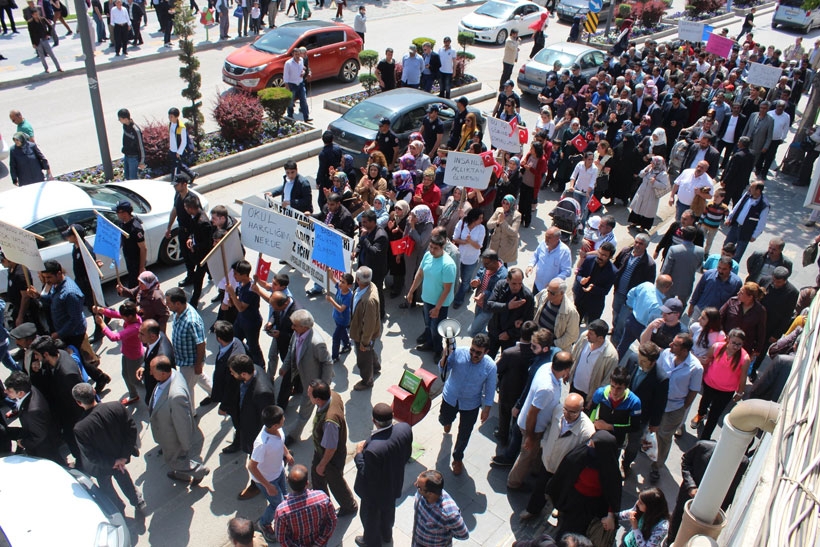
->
[[453, 261, 480, 307], [92, 11, 107, 41], [420, 72, 435, 93], [258, 471, 289, 526], [403, 81, 420, 89], [423, 302, 449, 357], [675, 200, 690, 222], [331, 323, 350, 359], [616, 312, 645, 359], [573, 190, 590, 224], [724, 224, 750, 260], [469, 309, 492, 336], [0, 342, 19, 372], [287, 82, 309, 121], [123, 155, 139, 180], [439, 72, 453, 98]]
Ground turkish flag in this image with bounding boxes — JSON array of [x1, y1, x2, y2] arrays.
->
[[256, 256, 271, 281], [519, 128, 529, 144], [571, 134, 588, 153], [480, 151, 495, 167]]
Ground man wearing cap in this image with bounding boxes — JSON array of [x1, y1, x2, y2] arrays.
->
[[640, 298, 686, 351], [569, 63, 586, 91], [499, 29, 519, 91], [419, 105, 444, 157], [353, 403, 413, 547], [364, 118, 399, 169], [8, 323, 40, 380], [420, 41, 440, 94], [493, 80, 520, 118], [438, 36, 457, 99], [115, 201, 147, 289], [401, 44, 424, 89], [537, 74, 560, 109], [660, 226, 704, 305], [60, 225, 104, 343]]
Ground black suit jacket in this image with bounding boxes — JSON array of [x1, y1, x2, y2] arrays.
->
[[271, 174, 314, 214], [213, 337, 247, 412], [623, 357, 669, 427], [496, 342, 535, 408], [315, 204, 356, 238], [357, 226, 389, 282], [354, 421, 413, 505], [237, 365, 277, 454], [612, 247, 657, 293], [680, 440, 748, 509], [10, 386, 62, 462], [45, 351, 85, 428], [717, 114, 748, 143], [428, 51, 441, 76], [143, 332, 175, 406], [73, 401, 138, 478], [682, 143, 721, 178], [270, 300, 299, 362], [486, 281, 535, 341]]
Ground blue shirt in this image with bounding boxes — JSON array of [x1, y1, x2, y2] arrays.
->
[[171, 304, 206, 367], [440, 347, 497, 411], [41, 277, 86, 338], [401, 53, 425, 85], [529, 241, 572, 290], [332, 284, 353, 327], [658, 349, 703, 411], [420, 251, 457, 307], [625, 281, 665, 326], [703, 254, 739, 274], [690, 269, 743, 310]]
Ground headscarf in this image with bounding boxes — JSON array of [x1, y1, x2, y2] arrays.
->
[[138, 271, 159, 290], [373, 195, 389, 225], [341, 154, 355, 171], [586, 430, 619, 469], [393, 200, 410, 218], [438, 188, 463, 227], [507, 157, 521, 170], [12, 132, 28, 144], [621, 120, 634, 133], [650, 155, 667, 172], [651, 127, 667, 146], [392, 170, 415, 192], [333, 171, 348, 185], [410, 204, 433, 225], [502, 194, 516, 217], [399, 153, 417, 171]]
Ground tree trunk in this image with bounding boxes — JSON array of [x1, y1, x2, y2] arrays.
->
[[782, 70, 820, 174]]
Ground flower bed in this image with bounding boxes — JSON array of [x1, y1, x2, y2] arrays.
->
[[57, 119, 311, 185], [589, 22, 676, 45]]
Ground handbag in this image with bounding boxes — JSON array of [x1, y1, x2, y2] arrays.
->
[[587, 194, 602, 213], [803, 241, 818, 267], [233, 4, 243, 17], [652, 179, 671, 199]]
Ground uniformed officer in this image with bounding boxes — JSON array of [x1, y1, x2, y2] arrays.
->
[[115, 200, 147, 289]]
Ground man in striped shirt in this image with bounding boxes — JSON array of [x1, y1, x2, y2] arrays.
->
[[274, 464, 337, 546], [412, 470, 468, 546]]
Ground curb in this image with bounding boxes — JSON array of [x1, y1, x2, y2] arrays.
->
[[322, 81, 484, 114]]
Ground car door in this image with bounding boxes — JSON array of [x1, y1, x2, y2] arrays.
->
[[579, 50, 605, 79], [518, 4, 542, 36], [394, 105, 429, 150], [298, 30, 345, 80]]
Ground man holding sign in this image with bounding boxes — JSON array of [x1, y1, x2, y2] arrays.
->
[[61, 225, 104, 343]]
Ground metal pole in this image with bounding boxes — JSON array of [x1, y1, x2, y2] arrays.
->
[[73, 0, 114, 182], [604, 0, 615, 39]]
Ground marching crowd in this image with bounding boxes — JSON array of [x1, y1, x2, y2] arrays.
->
[[3, 21, 820, 547]]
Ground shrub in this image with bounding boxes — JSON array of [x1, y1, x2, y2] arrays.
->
[[359, 73, 378, 95], [618, 3, 632, 17], [141, 120, 171, 169], [359, 49, 379, 74], [213, 91, 264, 142], [258, 87, 293, 127], [686, 0, 723, 14], [631, 0, 666, 27], [454, 51, 475, 80], [457, 31, 475, 52], [411, 37, 436, 50]]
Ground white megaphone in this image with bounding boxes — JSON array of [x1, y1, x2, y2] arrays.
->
[[437, 318, 462, 356]]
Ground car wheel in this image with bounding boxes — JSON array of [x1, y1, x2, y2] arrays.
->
[[266, 74, 285, 88], [338, 58, 360, 83], [771, 20, 777, 29], [495, 28, 508, 45], [159, 229, 184, 265]]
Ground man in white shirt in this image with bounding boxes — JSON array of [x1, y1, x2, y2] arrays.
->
[[717, 103, 745, 169], [283, 49, 311, 122], [669, 160, 713, 221], [109, 0, 131, 56], [526, 227, 572, 293], [437, 36, 458, 99], [568, 151, 598, 223], [757, 100, 791, 178], [568, 319, 619, 405]]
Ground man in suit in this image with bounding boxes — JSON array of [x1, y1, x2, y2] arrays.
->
[[182, 194, 214, 308], [353, 403, 413, 547], [265, 160, 314, 214], [719, 136, 755, 207], [4, 371, 62, 463], [71, 382, 146, 514], [611, 234, 656, 346], [741, 100, 774, 171], [30, 335, 85, 463], [716, 103, 747, 169], [681, 134, 721, 179], [229, 354, 277, 500], [211, 320, 246, 454], [148, 355, 210, 485], [660, 226, 705, 304], [568, 319, 620, 406], [486, 268, 534, 359], [356, 210, 389, 320], [494, 321, 537, 444], [278, 309, 333, 445], [349, 267, 382, 392], [257, 288, 299, 401], [137, 319, 175, 407]]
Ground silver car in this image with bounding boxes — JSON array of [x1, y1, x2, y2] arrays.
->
[[517, 43, 606, 95]]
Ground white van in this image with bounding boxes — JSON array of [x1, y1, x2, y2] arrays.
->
[[772, 0, 820, 34]]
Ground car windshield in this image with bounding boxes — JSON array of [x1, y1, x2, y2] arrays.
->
[[533, 48, 578, 68], [251, 26, 303, 54], [475, 1, 514, 19], [79, 184, 149, 214], [341, 102, 394, 132]]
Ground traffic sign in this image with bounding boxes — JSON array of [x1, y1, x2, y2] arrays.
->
[[588, 0, 603, 13], [584, 11, 599, 33]]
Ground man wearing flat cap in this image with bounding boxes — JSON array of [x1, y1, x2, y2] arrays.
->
[[353, 403, 413, 547]]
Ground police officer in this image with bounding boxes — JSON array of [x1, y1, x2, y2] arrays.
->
[[115, 201, 147, 289]]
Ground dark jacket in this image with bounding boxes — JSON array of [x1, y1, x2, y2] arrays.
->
[[655, 222, 706, 259], [188, 210, 214, 261], [721, 147, 755, 192], [237, 365, 277, 454], [353, 421, 413, 505], [472, 263, 508, 313], [426, 51, 441, 76], [45, 350, 85, 428], [9, 141, 49, 186], [680, 440, 748, 509], [142, 331, 175, 406], [682, 143, 721, 178], [212, 337, 247, 410], [496, 342, 535, 408], [486, 281, 535, 341], [623, 356, 669, 427], [269, 299, 298, 362], [760, 280, 799, 341], [717, 113, 748, 143], [9, 386, 62, 463], [73, 401, 139, 478], [572, 255, 618, 302], [317, 143, 343, 193], [745, 251, 793, 284], [315, 204, 355, 239], [27, 17, 51, 45], [122, 121, 146, 163], [270, 174, 314, 214], [612, 247, 656, 294], [356, 226, 389, 282]]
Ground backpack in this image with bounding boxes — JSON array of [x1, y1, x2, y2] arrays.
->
[[174, 121, 196, 154]]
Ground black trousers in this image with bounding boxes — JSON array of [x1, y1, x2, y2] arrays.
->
[[113, 23, 129, 54], [525, 464, 553, 514], [98, 468, 140, 511], [361, 498, 395, 546], [697, 382, 735, 441]]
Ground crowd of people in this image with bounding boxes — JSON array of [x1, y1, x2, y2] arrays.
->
[[3, 21, 820, 547]]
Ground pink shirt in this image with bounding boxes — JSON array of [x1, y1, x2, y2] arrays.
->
[[101, 308, 145, 360], [704, 342, 747, 392]]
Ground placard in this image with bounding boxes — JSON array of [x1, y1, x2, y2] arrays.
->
[[76, 233, 105, 307], [804, 154, 820, 211], [443, 151, 493, 190], [705, 33, 734, 58], [93, 213, 123, 266], [747, 62, 783, 89], [678, 20, 704, 42], [311, 223, 347, 272], [241, 201, 298, 261], [0, 219, 45, 272], [487, 116, 523, 153], [702, 25, 713, 42], [205, 227, 246, 286]]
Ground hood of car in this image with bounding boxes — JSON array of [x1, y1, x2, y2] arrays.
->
[[226, 45, 280, 68], [461, 13, 505, 28]]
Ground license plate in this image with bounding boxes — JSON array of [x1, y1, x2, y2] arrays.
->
[[529, 84, 542, 92], [223, 76, 239, 85]]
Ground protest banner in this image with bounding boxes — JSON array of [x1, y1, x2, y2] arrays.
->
[[0, 219, 44, 273], [702, 25, 713, 42], [747, 62, 783, 89], [487, 116, 523, 153], [678, 20, 704, 42], [443, 151, 493, 190], [241, 201, 298, 261], [74, 226, 105, 307], [311, 223, 347, 272], [202, 222, 245, 286], [93, 211, 126, 266], [706, 33, 734, 58]]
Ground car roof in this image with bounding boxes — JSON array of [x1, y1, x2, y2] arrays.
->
[[356, 88, 453, 110], [542, 42, 597, 55], [0, 181, 95, 228], [0, 455, 109, 546]]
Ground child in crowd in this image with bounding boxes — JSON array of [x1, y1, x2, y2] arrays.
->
[[325, 270, 353, 362], [93, 301, 144, 406], [700, 188, 730, 256], [250, 2, 261, 34]]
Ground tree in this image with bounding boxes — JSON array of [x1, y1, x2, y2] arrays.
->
[[173, 0, 203, 148], [258, 87, 293, 128], [781, 71, 820, 174]]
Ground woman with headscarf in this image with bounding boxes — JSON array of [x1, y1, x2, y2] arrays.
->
[[627, 156, 670, 231], [495, 156, 522, 208], [355, 194, 390, 228], [354, 163, 388, 207], [568, 15, 581, 43], [9, 132, 51, 186], [528, 12, 548, 58], [487, 195, 522, 265], [547, 430, 622, 539], [609, 120, 642, 205], [399, 204, 434, 308], [438, 186, 472, 239], [340, 153, 359, 185], [457, 112, 479, 152], [392, 170, 416, 203], [116, 270, 171, 331], [640, 127, 668, 163], [552, 118, 582, 194], [387, 200, 410, 298]]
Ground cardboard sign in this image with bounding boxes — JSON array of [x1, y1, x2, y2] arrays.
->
[[705, 33, 734, 58], [241, 201, 299, 261], [747, 62, 784, 89], [205, 226, 245, 286], [311, 222, 347, 272], [443, 151, 493, 190], [487, 116, 523, 154], [93, 213, 123, 266], [0, 219, 44, 272], [678, 20, 704, 42], [76, 233, 105, 307]]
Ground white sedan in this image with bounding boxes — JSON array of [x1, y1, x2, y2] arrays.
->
[[458, 0, 548, 45], [0, 180, 208, 290]]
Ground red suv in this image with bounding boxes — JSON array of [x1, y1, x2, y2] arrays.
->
[[223, 21, 362, 92]]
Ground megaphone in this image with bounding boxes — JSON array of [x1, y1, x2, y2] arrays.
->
[[437, 318, 462, 356]]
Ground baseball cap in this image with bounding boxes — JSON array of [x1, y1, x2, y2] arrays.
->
[[572, 63, 581, 70], [173, 172, 192, 185], [9, 322, 37, 339], [115, 200, 133, 213], [661, 298, 684, 314], [60, 223, 86, 239], [378, 117, 391, 125], [504, 79, 514, 88], [408, 44, 417, 52]]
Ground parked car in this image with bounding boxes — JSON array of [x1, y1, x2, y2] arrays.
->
[[772, 0, 820, 33], [517, 43, 606, 95], [222, 20, 362, 92], [327, 88, 485, 167], [0, 455, 131, 547], [0, 180, 208, 290], [555, 0, 611, 23], [457, 0, 548, 45]]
